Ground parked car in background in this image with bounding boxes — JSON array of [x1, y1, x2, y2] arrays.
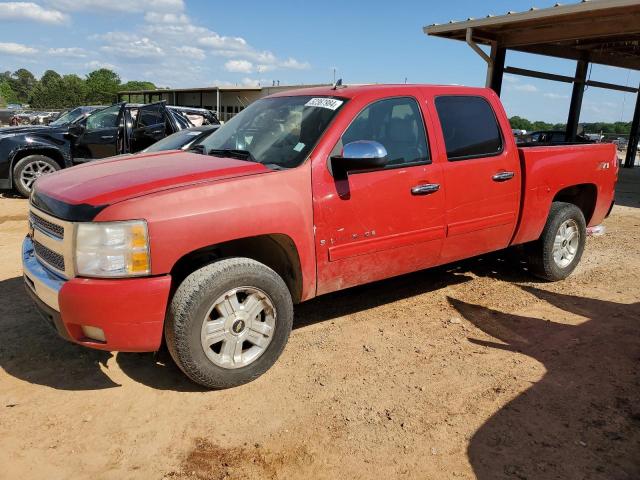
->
[[516, 130, 593, 145], [142, 124, 220, 153], [23, 84, 617, 389], [0, 108, 23, 125], [169, 106, 219, 127], [0, 101, 217, 196], [10, 110, 33, 125], [31, 111, 61, 125], [613, 137, 629, 151], [584, 133, 604, 143]]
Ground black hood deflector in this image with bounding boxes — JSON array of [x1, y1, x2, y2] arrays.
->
[[31, 189, 107, 222]]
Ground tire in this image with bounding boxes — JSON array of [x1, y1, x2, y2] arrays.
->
[[526, 201, 586, 281], [165, 257, 294, 389], [13, 155, 60, 197]]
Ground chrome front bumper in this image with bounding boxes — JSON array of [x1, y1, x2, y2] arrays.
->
[[22, 236, 65, 311]]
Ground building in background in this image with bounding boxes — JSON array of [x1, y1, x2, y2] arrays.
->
[[117, 84, 330, 122]]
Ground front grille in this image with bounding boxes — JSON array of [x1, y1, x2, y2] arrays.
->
[[33, 240, 65, 272], [30, 212, 64, 239]]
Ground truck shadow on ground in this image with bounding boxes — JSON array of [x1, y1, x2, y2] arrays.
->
[[0, 249, 540, 392], [450, 287, 640, 480]]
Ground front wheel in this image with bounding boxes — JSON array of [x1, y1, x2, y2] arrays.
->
[[13, 155, 60, 197], [165, 258, 294, 389], [526, 202, 586, 281]]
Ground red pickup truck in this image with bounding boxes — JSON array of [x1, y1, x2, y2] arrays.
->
[[23, 84, 617, 389]]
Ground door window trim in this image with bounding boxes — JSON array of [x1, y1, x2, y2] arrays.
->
[[329, 95, 433, 175], [434, 95, 504, 162]]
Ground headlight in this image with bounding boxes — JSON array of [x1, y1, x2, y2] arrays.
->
[[75, 220, 150, 277]]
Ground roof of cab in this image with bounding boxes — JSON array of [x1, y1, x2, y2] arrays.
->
[[267, 83, 493, 100]]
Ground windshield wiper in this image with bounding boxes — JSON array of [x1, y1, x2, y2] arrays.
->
[[208, 149, 258, 163]]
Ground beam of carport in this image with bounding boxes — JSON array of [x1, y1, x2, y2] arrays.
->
[[626, 86, 640, 168], [567, 60, 589, 142]]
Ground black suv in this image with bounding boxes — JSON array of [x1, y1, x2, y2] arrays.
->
[[0, 102, 219, 197]]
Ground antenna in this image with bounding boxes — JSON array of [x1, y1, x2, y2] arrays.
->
[[332, 78, 343, 90]]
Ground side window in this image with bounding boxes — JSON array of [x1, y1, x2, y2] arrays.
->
[[341, 97, 430, 166], [137, 104, 165, 127], [434, 96, 503, 161], [85, 104, 121, 130]]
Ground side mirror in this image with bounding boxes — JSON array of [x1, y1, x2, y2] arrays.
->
[[331, 141, 388, 176], [68, 122, 85, 136]]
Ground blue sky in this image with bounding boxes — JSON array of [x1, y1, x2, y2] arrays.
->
[[1, 0, 638, 123]]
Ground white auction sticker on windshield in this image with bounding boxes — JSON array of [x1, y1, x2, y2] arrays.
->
[[305, 98, 343, 110]]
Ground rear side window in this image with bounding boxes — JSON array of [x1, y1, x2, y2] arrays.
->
[[138, 104, 165, 127], [435, 96, 503, 161]]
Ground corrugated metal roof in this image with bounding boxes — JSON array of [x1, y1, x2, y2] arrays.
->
[[425, 0, 639, 33], [424, 0, 640, 70]]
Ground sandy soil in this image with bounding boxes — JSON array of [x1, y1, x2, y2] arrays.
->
[[0, 171, 638, 480]]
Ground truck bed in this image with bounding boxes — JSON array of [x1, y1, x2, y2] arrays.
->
[[511, 143, 618, 246]]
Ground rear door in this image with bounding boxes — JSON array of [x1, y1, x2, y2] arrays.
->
[[130, 103, 171, 152], [130, 102, 171, 152], [430, 94, 520, 262], [72, 104, 126, 161], [314, 94, 446, 295]]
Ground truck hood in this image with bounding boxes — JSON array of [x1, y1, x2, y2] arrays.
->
[[33, 150, 271, 219]]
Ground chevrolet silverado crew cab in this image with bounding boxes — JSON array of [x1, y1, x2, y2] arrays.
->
[[23, 85, 617, 389]]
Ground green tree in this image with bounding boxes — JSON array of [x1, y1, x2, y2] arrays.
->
[[509, 116, 532, 131], [0, 80, 18, 106], [8, 68, 37, 104], [59, 74, 87, 107], [85, 69, 121, 104], [30, 70, 63, 108], [121, 80, 156, 91]]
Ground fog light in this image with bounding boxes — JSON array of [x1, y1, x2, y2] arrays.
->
[[81, 325, 106, 342]]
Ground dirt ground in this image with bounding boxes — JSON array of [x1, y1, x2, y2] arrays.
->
[[0, 169, 639, 480]]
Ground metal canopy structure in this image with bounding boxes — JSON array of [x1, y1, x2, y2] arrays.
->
[[424, 0, 640, 168]]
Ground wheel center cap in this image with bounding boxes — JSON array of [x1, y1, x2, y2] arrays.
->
[[231, 319, 246, 334]]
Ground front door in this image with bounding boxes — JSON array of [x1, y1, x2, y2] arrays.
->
[[314, 95, 446, 295], [431, 95, 520, 262], [73, 104, 125, 161]]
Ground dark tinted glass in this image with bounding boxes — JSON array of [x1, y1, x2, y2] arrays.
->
[[435, 96, 502, 160], [342, 97, 430, 166], [138, 104, 164, 127]]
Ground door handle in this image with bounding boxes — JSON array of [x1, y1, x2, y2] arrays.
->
[[150, 130, 162, 134], [492, 171, 515, 182], [411, 183, 440, 195], [101, 135, 114, 140]]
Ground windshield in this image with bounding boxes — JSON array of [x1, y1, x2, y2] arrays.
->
[[199, 95, 346, 169], [50, 107, 88, 126]]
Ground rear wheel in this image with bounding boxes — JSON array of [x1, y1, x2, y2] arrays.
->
[[526, 202, 586, 281], [13, 155, 60, 197], [165, 257, 293, 389]]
